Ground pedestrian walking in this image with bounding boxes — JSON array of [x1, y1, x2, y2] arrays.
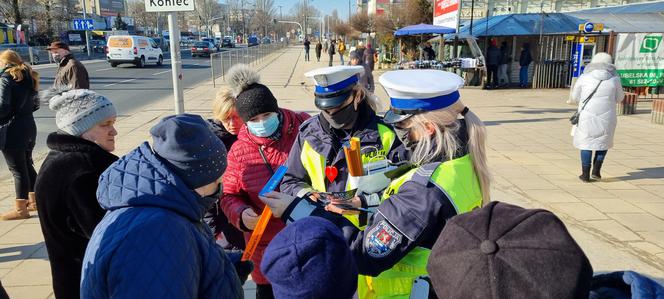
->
[[35, 88, 118, 298], [81, 114, 246, 299], [46, 42, 90, 89], [280, 66, 407, 220], [519, 43, 533, 88], [0, 50, 39, 221], [315, 40, 323, 62], [338, 39, 346, 65], [264, 70, 490, 299], [205, 89, 246, 250], [569, 53, 624, 182], [363, 44, 376, 92], [486, 39, 501, 89], [427, 201, 593, 298], [498, 41, 511, 86], [328, 40, 336, 67], [350, 51, 371, 91], [261, 217, 358, 299], [323, 39, 329, 53], [220, 64, 310, 299], [304, 38, 311, 62], [355, 41, 366, 64]]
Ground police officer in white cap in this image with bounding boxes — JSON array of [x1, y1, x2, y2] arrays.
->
[[263, 70, 491, 299], [280, 65, 407, 229]]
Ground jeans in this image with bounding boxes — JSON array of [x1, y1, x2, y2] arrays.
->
[[305, 50, 310, 61], [487, 65, 499, 87], [329, 54, 334, 67], [2, 149, 37, 199], [520, 65, 529, 86], [581, 150, 608, 168], [339, 53, 345, 65], [498, 64, 509, 85]]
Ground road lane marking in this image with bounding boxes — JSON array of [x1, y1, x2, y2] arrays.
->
[[152, 70, 171, 76], [102, 78, 137, 87], [96, 67, 114, 72]]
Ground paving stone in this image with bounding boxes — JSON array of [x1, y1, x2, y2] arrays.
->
[[609, 189, 664, 203], [583, 220, 642, 241], [608, 214, 664, 232], [632, 203, 664, 220], [4, 285, 53, 299], [525, 189, 580, 203], [2, 259, 52, 286], [638, 232, 664, 249], [0, 242, 46, 269], [551, 203, 608, 220], [0, 224, 45, 245], [628, 241, 664, 255], [581, 198, 644, 214]]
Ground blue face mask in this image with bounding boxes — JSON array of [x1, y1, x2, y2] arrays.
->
[[247, 112, 280, 137]]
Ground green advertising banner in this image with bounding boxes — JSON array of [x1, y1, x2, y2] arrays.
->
[[615, 33, 664, 87]]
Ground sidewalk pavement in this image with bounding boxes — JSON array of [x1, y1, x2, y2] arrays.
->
[[1, 46, 662, 298]]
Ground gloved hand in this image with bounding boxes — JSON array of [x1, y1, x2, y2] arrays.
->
[[355, 172, 391, 195], [258, 191, 296, 218], [225, 249, 253, 285]]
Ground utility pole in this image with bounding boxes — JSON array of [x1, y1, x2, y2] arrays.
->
[[303, 0, 307, 39], [82, 0, 91, 57], [348, 0, 351, 23]]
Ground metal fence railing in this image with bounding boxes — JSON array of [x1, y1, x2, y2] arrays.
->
[[209, 42, 286, 87]]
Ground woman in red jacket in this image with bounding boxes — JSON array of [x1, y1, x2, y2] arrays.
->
[[220, 64, 309, 298]]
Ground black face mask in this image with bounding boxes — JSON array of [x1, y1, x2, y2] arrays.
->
[[322, 102, 358, 129], [394, 126, 418, 151]]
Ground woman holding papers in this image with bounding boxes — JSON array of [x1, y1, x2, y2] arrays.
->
[[263, 70, 490, 299]]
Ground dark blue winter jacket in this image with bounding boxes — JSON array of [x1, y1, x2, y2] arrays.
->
[[81, 142, 243, 299]]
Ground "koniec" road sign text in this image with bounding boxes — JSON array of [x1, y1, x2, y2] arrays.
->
[[145, 0, 195, 12]]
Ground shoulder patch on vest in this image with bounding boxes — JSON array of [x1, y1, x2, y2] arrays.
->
[[411, 162, 441, 186], [365, 220, 403, 258]]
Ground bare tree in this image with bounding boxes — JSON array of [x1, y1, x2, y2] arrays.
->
[[350, 12, 372, 34], [332, 21, 352, 37], [250, 0, 276, 37], [289, 0, 320, 37]]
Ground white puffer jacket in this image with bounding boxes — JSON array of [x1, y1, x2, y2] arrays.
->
[[571, 63, 624, 150]]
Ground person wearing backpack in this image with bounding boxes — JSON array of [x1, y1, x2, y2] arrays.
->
[[569, 53, 624, 182]]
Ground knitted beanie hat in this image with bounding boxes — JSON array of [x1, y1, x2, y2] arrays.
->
[[150, 114, 227, 190], [261, 217, 358, 299], [43, 86, 117, 136], [227, 64, 279, 122]]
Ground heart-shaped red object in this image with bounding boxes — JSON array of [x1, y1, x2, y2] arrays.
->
[[325, 166, 338, 182]]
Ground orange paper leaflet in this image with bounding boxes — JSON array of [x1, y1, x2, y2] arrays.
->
[[241, 165, 288, 262]]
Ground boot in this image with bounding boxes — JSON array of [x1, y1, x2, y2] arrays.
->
[[1, 199, 30, 221], [592, 160, 604, 180], [27, 192, 37, 212], [579, 166, 592, 183]]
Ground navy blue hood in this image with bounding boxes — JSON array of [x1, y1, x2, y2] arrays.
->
[[96, 142, 215, 222]]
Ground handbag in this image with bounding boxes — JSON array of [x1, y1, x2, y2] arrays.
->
[[570, 80, 603, 125]]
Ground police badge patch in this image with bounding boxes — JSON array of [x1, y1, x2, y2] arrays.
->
[[366, 220, 402, 258]]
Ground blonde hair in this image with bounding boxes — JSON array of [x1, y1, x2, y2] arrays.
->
[[212, 89, 236, 121], [0, 50, 39, 91], [407, 100, 491, 205]]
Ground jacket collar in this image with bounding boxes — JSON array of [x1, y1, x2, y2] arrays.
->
[[59, 54, 74, 67]]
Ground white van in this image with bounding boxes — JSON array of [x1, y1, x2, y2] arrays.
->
[[106, 35, 163, 68]]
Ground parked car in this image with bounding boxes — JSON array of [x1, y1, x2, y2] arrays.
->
[[83, 40, 106, 53], [261, 37, 272, 44], [0, 44, 40, 63], [248, 36, 259, 47], [202, 38, 220, 51], [106, 35, 164, 68], [191, 41, 218, 57], [222, 37, 235, 48]]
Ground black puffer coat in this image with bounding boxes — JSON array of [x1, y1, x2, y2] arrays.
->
[[0, 70, 37, 150], [34, 132, 118, 299]]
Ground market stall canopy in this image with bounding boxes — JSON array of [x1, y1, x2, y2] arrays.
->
[[458, 13, 584, 37], [394, 23, 456, 36]]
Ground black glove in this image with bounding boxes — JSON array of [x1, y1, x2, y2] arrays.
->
[[225, 249, 253, 285]]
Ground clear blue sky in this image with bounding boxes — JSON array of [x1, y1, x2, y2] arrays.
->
[[275, 0, 355, 20]]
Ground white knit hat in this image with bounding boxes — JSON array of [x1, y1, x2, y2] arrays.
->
[[42, 87, 117, 136]]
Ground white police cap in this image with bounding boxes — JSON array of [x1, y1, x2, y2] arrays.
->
[[379, 70, 464, 124], [304, 66, 365, 110]]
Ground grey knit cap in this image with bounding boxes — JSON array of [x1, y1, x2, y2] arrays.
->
[[43, 87, 117, 136]]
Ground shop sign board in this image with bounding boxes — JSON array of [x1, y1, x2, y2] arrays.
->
[[615, 33, 664, 87]]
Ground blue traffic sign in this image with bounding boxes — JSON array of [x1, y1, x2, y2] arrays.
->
[[73, 19, 94, 31], [583, 22, 594, 33]]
